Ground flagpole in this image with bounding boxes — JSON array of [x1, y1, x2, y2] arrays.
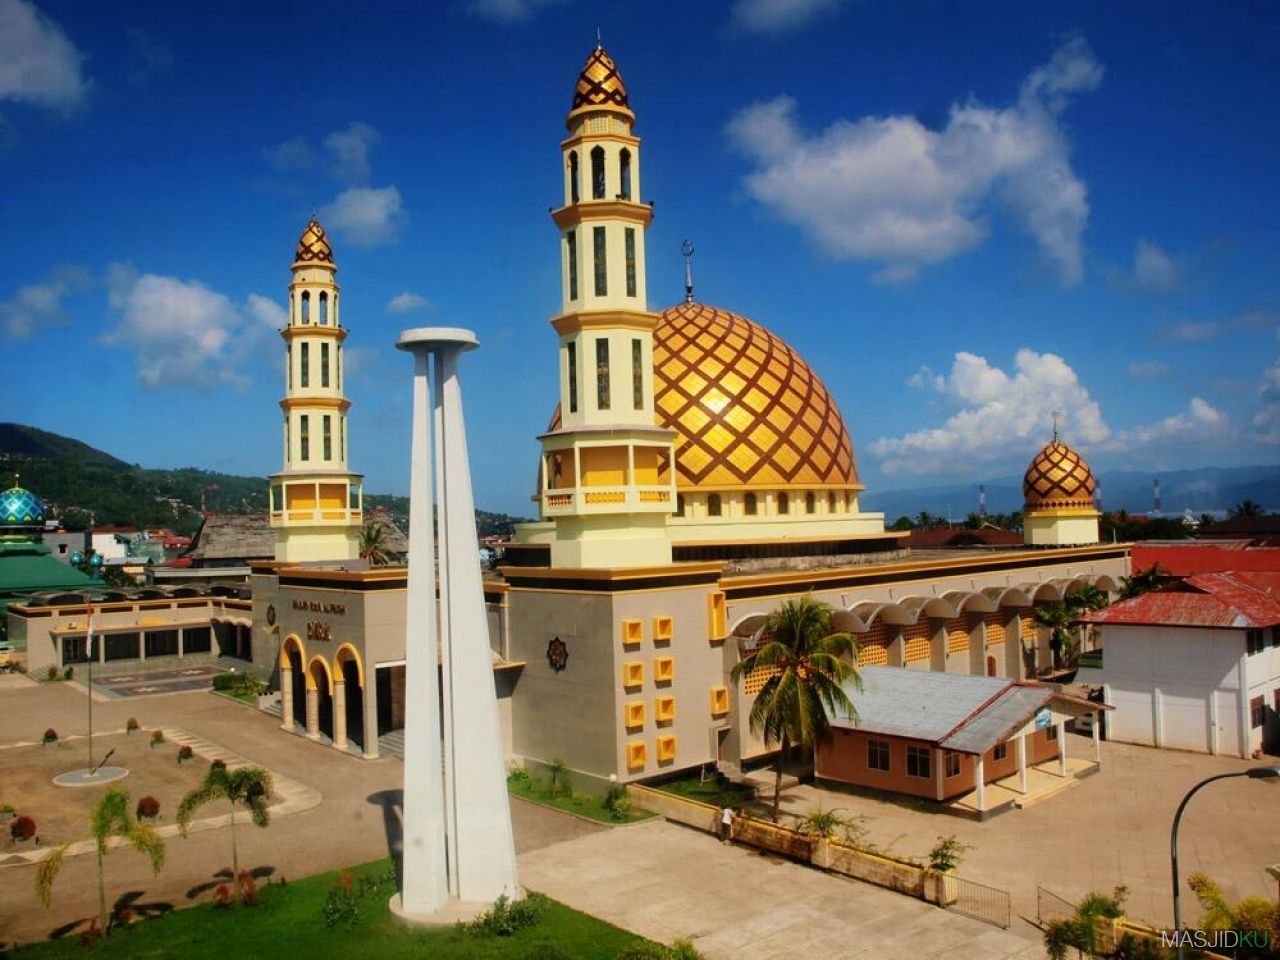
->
[[86, 604, 94, 770]]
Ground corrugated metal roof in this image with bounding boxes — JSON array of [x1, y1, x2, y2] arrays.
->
[[1082, 571, 1280, 629], [831, 667, 1009, 743], [940, 686, 1051, 754]]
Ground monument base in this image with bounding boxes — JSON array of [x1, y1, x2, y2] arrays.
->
[[388, 889, 526, 928], [53, 766, 130, 788]]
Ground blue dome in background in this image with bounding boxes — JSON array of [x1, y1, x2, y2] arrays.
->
[[1, 484, 46, 528]]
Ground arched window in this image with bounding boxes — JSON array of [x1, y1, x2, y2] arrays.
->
[[569, 151, 580, 203], [828, 491, 837, 512], [708, 493, 722, 517], [745, 492, 758, 516], [319, 291, 329, 325], [591, 146, 606, 199], [300, 291, 311, 324], [805, 492, 816, 514], [619, 148, 632, 200], [777, 492, 789, 515], [676, 494, 686, 517]]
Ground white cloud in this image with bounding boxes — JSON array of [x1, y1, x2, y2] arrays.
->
[[321, 186, 405, 246], [102, 266, 278, 390], [246, 293, 287, 330], [1255, 361, 1280, 443], [731, 0, 845, 33], [467, 0, 558, 22], [906, 365, 945, 392], [0, 0, 86, 109], [871, 349, 1110, 474], [1129, 239, 1179, 293], [324, 122, 379, 183], [726, 37, 1101, 284], [1108, 397, 1228, 451], [386, 292, 429, 314], [1127, 360, 1171, 380], [0, 265, 89, 338], [1158, 306, 1280, 342]]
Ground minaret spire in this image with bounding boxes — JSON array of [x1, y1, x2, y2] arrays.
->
[[1050, 409, 1062, 442], [681, 239, 695, 303]]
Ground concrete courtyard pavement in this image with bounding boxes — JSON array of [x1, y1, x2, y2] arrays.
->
[[521, 818, 1045, 959], [765, 734, 1280, 936]]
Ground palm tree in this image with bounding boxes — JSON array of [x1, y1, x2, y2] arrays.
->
[[730, 596, 861, 822], [177, 765, 273, 876], [1119, 563, 1173, 600], [1230, 499, 1264, 518], [1033, 601, 1075, 669], [37, 787, 165, 936], [359, 514, 395, 566]]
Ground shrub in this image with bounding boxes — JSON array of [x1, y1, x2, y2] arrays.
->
[[136, 796, 160, 821], [467, 892, 544, 937], [126, 718, 140, 733], [210, 758, 227, 773], [237, 869, 259, 906], [615, 939, 707, 960], [0, 804, 14, 817], [177, 745, 194, 763], [44, 665, 59, 681], [41, 728, 57, 745], [507, 765, 533, 790], [603, 784, 632, 821], [151, 729, 165, 747], [212, 884, 231, 909], [322, 871, 360, 928], [546, 759, 571, 798], [928, 835, 971, 872], [796, 807, 867, 843], [62, 666, 73, 681], [10, 815, 36, 842]]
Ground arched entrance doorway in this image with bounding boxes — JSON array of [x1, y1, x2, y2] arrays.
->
[[279, 636, 308, 731], [308, 657, 334, 741], [987, 654, 998, 677], [335, 644, 364, 750]]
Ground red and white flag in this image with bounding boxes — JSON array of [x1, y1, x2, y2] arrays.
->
[[85, 603, 95, 660]]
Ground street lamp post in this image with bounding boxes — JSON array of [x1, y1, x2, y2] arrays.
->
[[1171, 765, 1280, 958]]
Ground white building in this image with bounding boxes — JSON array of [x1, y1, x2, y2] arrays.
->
[[1082, 572, 1280, 758]]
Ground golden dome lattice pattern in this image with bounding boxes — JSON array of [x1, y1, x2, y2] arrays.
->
[[295, 217, 334, 264], [1023, 441, 1097, 510], [571, 45, 629, 111], [652, 302, 858, 489]]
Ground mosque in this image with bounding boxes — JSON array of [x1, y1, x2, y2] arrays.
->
[[9, 43, 1126, 802]]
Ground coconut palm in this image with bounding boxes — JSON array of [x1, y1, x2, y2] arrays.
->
[[359, 514, 395, 566], [177, 765, 273, 876], [37, 787, 165, 936], [1119, 563, 1173, 600], [730, 595, 861, 822]]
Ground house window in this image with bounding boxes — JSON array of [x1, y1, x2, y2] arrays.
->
[[632, 338, 643, 409], [567, 342, 578, 414], [625, 227, 637, 297], [300, 343, 310, 388], [1247, 630, 1265, 655], [301, 291, 310, 324], [340, 416, 345, 460], [619, 148, 632, 200], [867, 739, 890, 772], [945, 751, 961, 778], [993, 742, 1008, 762], [323, 416, 332, 460], [319, 291, 329, 325], [569, 150, 579, 203], [707, 493, 722, 517], [287, 344, 293, 389], [906, 745, 931, 779], [321, 343, 330, 387], [591, 146, 605, 199], [777, 492, 789, 515], [566, 230, 578, 300], [58, 543, 67, 554], [595, 338, 610, 410], [299, 415, 309, 461], [593, 226, 607, 296], [1047, 724, 1059, 741], [745, 492, 758, 516], [1251, 695, 1265, 729]]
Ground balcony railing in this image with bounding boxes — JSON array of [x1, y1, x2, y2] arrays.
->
[[542, 485, 672, 515]]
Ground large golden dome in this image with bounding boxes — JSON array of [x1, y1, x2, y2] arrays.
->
[[1023, 440, 1097, 511], [295, 217, 334, 265], [548, 302, 861, 493], [571, 44, 630, 113]]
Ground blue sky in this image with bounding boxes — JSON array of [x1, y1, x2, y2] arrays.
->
[[3, 0, 1279, 516]]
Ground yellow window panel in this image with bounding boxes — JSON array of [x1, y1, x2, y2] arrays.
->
[[710, 685, 729, 715], [653, 656, 675, 684], [652, 615, 674, 643], [656, 734, 677, 763], [626, 740, 647, 770], [624, 701, 645, 730], [621, 618, 643, 646], [622, 660, 644, 689], [706, 591, 727, 641], [654, 695, 676, 723]]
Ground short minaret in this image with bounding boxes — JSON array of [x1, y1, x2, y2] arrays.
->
[[537, 42, 676, 568], [1022, 418, 1099, 547], [270, 217, 363, 562]]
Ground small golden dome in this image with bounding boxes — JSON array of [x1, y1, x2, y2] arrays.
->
[[571, 44, 630, 113], [547, 302, 860, 493], [295, 217, 334, 265], [1023, 440, 1097, 511]]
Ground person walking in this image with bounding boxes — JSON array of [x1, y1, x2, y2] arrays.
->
[[720, 805, 734, 844]]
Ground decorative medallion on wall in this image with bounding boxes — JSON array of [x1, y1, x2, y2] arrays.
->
[[547, 636, 569, 673], [266, 604, 277, 627]]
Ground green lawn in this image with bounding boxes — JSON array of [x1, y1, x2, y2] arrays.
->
[[13, 859, 650, 959], [653, 774, 756, 812], [507, 779, 655, 825]]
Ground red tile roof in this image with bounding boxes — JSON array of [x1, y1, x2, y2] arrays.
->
[[1083, 570, 1280, 629], [1132, 543, 1280, 577]]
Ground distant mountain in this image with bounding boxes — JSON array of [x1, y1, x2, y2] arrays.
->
[[863, 464, 1280, 521], [0, 424, 531, 538]]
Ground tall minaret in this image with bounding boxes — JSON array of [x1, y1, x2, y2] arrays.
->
[[537, 42, 676, 568], [269, 217, 363, 562]]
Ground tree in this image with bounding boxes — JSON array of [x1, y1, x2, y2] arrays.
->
[[1188, 872, 1280, 959], [1042, 887, 1127, 960], [37, 787, 165, 936], [358, 514, 395, 566], [889, 515, 915, 532], [730, 596, 861, 822], [1230, 500, 1265, 518], [1119, 563, 1173, 600], [177, 765, 273, 876]]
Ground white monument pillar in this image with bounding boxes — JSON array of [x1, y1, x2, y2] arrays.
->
[[393, 327, 520, 921]]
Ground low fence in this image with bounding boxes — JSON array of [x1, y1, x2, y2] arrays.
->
[[628, 785, 1008, 923]]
